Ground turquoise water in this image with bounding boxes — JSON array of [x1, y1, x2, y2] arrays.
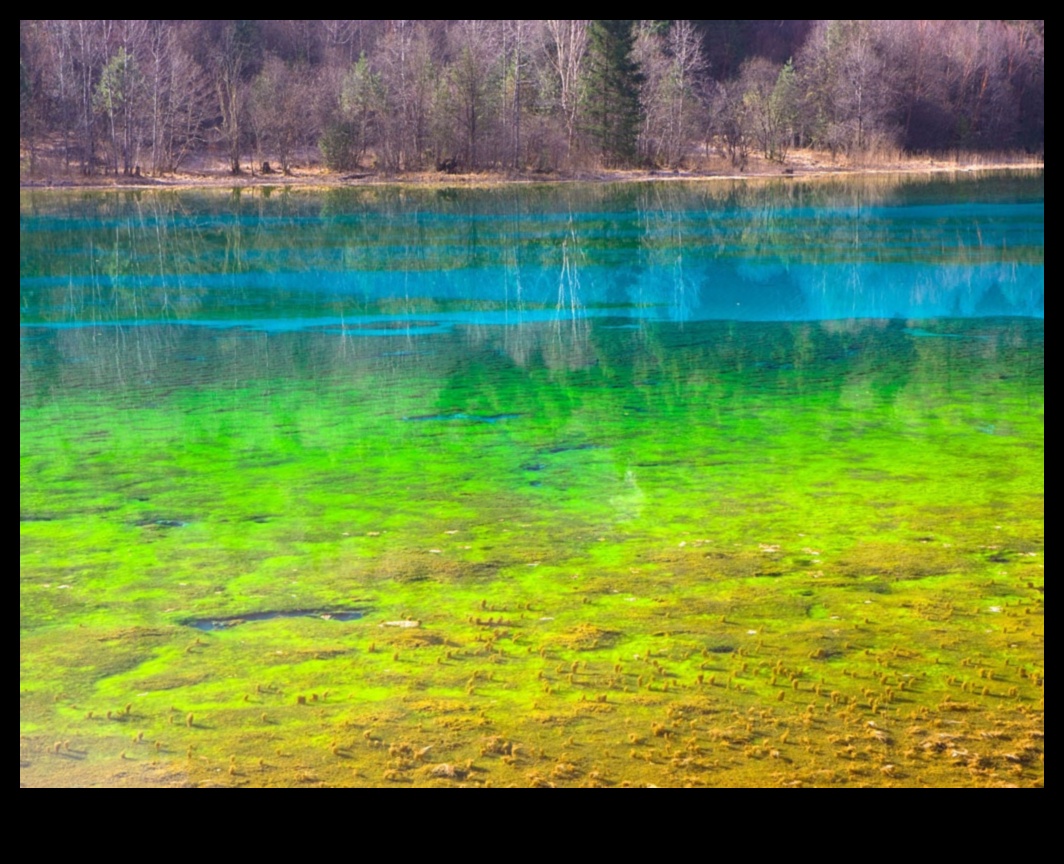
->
[[20, 175, 1043, 331], [20, 173, 1044, 788]]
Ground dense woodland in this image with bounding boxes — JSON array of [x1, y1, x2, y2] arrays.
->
[[19, 20, 1045, 178]]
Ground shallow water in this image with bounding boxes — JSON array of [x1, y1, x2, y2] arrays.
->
[[187, 610, 365, 632], [20, 174, 1044, 787]]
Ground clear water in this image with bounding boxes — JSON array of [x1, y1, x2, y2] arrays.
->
[[20, 173, 1044, 787]]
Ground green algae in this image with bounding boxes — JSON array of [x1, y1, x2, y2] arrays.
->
[[20, 178, 1043, 787]]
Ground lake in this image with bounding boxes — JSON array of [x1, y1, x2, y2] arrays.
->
[[20, 172, 1044, 787]]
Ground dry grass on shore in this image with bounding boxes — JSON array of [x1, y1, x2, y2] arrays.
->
[[20, 146, 1043, 192]]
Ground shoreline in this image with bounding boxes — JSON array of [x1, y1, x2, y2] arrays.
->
[[19, 159, 1044, 193]]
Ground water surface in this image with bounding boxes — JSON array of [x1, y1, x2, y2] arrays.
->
[[20, 173, 1044, 788]]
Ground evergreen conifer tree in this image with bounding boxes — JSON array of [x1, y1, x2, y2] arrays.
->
[[583, 20, 643, 166]]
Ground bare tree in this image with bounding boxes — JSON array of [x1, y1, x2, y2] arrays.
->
[[635, 20, 708, 167], [710, 78, 752, 169], [500, 21, 542, 170], [72, 20, 112, 173], [95, 20, 152, 175], [39, 20, 82, 171], [800, 20, 893, 157], [376, 21, 437, 170], [446, 20, 503, 169], [663, 20, 707, 165], [198, 20, 262, 174], [318, 52, 384, 171], [20, 21, 47, 173], [250, 55, 314, 173], [142, 22, 211, 175], [736, 56, 797, 162], [545, 20, 589, 162]]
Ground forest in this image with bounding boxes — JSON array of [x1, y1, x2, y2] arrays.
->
[[19, 20, 1045, 179]]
